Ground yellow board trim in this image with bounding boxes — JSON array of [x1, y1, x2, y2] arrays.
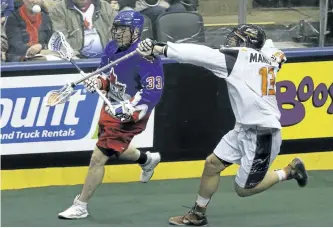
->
[[1, 152, 332, 190]]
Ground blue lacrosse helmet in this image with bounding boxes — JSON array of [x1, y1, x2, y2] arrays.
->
[[111, 10, 144, 48]]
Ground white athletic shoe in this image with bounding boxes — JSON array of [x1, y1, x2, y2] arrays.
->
[[58, 194, 89, 219], [140, 152, 161, 183]]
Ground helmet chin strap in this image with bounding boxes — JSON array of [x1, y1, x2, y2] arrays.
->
[[130, 28, 140, 43]]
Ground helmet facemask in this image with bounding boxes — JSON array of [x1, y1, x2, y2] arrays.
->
[[224, 24, 266, 50], [224, 30, 247, 48], [111, 24, 140, 50]]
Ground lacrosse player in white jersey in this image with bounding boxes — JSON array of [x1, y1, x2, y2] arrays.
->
[[136, 24, 309, 226]]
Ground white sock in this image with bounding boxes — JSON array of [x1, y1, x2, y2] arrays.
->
[[275, 169, 287, 181], [196, 195, 210, 207], [75, 199, 88, 208]]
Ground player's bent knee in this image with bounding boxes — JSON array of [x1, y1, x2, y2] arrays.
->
[[203, 154, 228, 175], [234, 182, 255, 197], [89, 147, 109, 167], [234, 185, 248, 197]]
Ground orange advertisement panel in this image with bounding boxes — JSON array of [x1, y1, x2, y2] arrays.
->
[[277, 61, 333, 140]]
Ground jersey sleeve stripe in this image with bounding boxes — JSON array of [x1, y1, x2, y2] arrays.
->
[[220, 49, 239, 76]]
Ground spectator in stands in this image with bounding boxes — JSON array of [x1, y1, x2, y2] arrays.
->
[[116, 0, 166, 23], [136, 0, 196, 20], [49, 0, 117, 58], [110, 0, 120, 10], [179, 0, 198, 11], [40, 0, 57, 12], [116, 0, 193, 34], [117, 0, 135, 11], [165, 0, 188, 12], [6, 0, 53, 62], [1, 21, 8, 61], [1, 0, 14, 17], [1, 0, 11, 61], [137, 0, 194, 22], [110, 0, 135, 11]]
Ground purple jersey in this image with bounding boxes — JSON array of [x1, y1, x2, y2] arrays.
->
[[99, 40, 164, 115]]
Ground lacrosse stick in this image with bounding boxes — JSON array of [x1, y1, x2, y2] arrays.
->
[[46, 31, 136, 115]]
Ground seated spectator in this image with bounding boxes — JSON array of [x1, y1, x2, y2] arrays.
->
[[1, 21, 8, 61], [120, 0, 165, 38], [1, 0, 14, 17], [165, 0, 186, 12], [116, 0, 190, 35], [117, 0, 135, 11], [49, 0, 117, 58], [6, 0, 53, 62], [40, 0, 58, 12], [134, 0, 193, 22], [110, 0, 135, 11], [177, 0, 198, 12]]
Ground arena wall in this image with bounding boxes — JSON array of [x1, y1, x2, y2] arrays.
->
[[1, 48, 333, 190]]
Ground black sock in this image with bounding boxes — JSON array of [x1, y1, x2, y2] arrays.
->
[[136, 151, 148, 164]]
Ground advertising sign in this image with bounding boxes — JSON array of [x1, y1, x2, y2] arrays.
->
[[0, 74, 154, 155], [277, 61, 333, 140]]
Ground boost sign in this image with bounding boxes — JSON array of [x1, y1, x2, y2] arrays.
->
[[276, 61, 333, 140]]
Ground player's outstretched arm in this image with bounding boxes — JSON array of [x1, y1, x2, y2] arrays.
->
[[261, 39, 287, 71], [137, 39, 229, 79]]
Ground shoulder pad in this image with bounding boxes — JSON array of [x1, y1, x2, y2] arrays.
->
[[219, 47, 239, 58], [104, 40, 118, 55]]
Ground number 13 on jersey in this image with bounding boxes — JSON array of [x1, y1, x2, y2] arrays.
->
[[259, 66, 276, 96]]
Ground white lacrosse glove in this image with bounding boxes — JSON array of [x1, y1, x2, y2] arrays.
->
[[137, 38, 166, 57], [104, 100, 136, 122], [83, 76, 101, 93], [137, 38, 155, 56], [121, 100, 136, 115], [261, 39, 287, 70]]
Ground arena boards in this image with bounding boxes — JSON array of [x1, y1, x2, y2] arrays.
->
[[1, 49, 333, 190]]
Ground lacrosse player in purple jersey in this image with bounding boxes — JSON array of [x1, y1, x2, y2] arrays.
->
[[58, 10, 164, 219]]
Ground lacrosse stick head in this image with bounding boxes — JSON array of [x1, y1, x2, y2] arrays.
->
[[44, 83, 75, 107], [48, 31, 74, 60]]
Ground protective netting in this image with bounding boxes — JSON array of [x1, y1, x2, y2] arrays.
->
[[157, 0, 332, 48]]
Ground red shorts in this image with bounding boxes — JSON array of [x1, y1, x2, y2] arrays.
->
[[96, 105, 150, 153]]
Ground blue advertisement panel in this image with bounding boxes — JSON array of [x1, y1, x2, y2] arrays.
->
[[0, 74, 154, 155]]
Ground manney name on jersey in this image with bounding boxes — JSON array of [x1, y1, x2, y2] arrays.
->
[[249, 52, 271, 64]]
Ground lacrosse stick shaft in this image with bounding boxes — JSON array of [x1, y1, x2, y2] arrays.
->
[[68, 59, 116, 112], [46, 31, 127, 114], [70, 59, 124, 103], [69, 59, 82, 73], [95, 89, 116, 113], [71, 50, 137, 87]]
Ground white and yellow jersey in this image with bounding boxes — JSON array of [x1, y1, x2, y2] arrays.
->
[[166, 40, 286, 130]]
